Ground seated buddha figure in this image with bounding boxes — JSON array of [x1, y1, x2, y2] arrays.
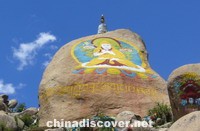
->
[[82, 38, 145, 72]]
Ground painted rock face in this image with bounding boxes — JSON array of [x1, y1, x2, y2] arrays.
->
[[38, 29, 169, 126], [168, 64, 200, 121], [72, 37, 155, 78]]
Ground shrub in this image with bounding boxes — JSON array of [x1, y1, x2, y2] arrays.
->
[[96, 114, 115, 131], [148, 102, 172, 123], [20, 114, 34, 127]]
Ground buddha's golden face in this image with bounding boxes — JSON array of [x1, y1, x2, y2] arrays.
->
[[101, 43, 111, 51]]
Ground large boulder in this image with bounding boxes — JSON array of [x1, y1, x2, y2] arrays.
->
[[169, 111, 200, 131], [0, 111, 17, 130], [115, 111, 141, 122], [39, 29, 169, 126], [0, 94, 8, 104], [0, 99, 7, 111], [0, 94, 17, 112], [19, 107, 38, 116], [168, 64, 200, 120], [8, 99, 18, 109], [15, 117, 25, 130], [0, 111, 24, 130]]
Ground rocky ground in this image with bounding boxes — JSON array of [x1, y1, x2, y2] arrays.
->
[[0, 94, 38, 131]]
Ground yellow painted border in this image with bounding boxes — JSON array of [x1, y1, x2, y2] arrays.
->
[[71, 37, 146, 67], [40, 82, 165, 102]]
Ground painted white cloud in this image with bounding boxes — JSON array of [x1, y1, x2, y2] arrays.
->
[[13, 32, 56, 70], [0, 80, 15, 94]]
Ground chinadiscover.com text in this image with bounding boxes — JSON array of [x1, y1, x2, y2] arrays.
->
[[46, 119, 154, 128]]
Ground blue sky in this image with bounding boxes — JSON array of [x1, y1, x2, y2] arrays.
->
[[0, 0, 200, 107]]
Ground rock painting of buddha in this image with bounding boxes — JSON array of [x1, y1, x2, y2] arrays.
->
[[82, 38, 145, 72], [72, 37, 151, 78]]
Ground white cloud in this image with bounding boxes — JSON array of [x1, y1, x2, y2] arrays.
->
[[13, 32, 56, 70], [0, 80, 15, 95], [50, 45, 58, 50], [44, 53, 52, 58], [42, 53, 53, 67], [17, 83, 26, 89], [42, 61, 50, 67]]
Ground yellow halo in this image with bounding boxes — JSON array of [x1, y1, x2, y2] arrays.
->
[[92, 37, 121, 49]]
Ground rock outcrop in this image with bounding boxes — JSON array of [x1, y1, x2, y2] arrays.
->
[[0, 94, 9, 112], [19, 107, 38, 116], [168, 64, 200, 120], [0, 94, 39, 130], [8, 99, 18, 109], [169, 111, 200, 131], [115, 111, 141, 122], [39, 29, 169, 126], [0, 94, 18, 112], [0, 111, 18, 130]]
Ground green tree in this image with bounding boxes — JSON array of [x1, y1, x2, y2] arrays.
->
[[14, 103, 26, 112]]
